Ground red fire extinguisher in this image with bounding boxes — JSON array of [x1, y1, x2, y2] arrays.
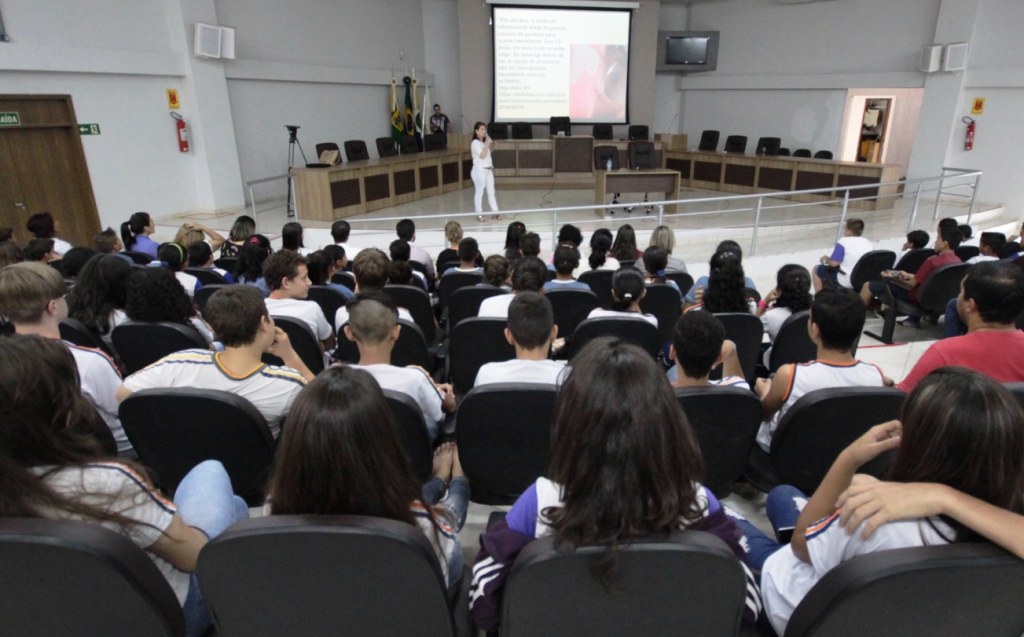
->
[[171, 112, 190, 153], [963, 116, 976, 151]]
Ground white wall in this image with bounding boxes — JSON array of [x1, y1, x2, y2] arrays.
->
[[423, 0, 463, 132]]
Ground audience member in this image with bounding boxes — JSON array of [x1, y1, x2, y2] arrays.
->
[[26, 212, 73, 255], [263, 250, 334, 350], [321, 244, 348, 274], [67, 254, 133, 351], [902, 229, 930, 252], [25, 238, 57, 263], [758, 264, 813, 366], [397, 219, 435, 280], [441, 237, 483, 278], [173, 221, 224, 253], [668, 311, 746, 389], [959, 223, 978, 247], [967, 232, 1004, 263], [186, 241, 235, 283], [639, 246, 682, 294], [543, 244, 589, 291], [610, 224, 641, 262], [118, 285, 312, 437], [330, 219, 360, 260], [685, 241, 757, 304], [234, 235, 272, 297], [388, 260, 419, 286], [814, 218, 872, 291], [689, 251, 755, 314], [60, 247, 98, 279], [266, 366, 469, 586], [587, 267, 657, 327], [334, 248, 414, 329], [280, 221, 311, 256], [0, 227, 12, 242], [649, 225, 687, 273], [756, 287, 888, 451], [156, 243, 201, 298], [482, 254, 511, 290], [861, 225, 961, 309], [479, 256, 547, 318], [583, 228, 620, 273], [503, 221, 527, 262], [93, 227, 131, 262], [120, 212, 159, 259], [390, 239, 428, 290], [474, 292, 566, 386], [519, 232, 541, 259], [436, 221, 464, 274], [221, 215, 256, 257], [0, 241, 25, 269], [305, 249, 354, 300], [126, 267, 213, 345]]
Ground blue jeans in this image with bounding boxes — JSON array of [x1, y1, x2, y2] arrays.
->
[[943, 298, 967, 338], [730, 486, 808, 573], [422, 476, 470, 587], [815, 264, 839, 287], [175, 460, 250, 637]]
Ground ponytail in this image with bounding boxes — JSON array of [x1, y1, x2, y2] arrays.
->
[[589, 231, 614, 271], [120, 222, 135, 251], [121, 212, 150, 251], [611, 268, 645, 311]]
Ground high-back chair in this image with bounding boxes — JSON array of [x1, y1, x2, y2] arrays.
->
[[592, 124, 613, 140], [195, 283, 228, 315], [331, 271, 356, 290], [666, 271, 695, 296], [954, 245, 980, 262], [698, 130, 720, 151], [315, 142, 341, 160], [848, 250, 897, 292], [305, 286, 347, 335], [814, 150, 834, 160], [448, 317, 515, 395], [639, 283, 683, 344], [438, 271, 483, 311], [712, 313, 764, 384], [594, 145, 621, 170], [866, 262, 970, 345], [376, 136, 398, 158], [447, 285, 504, 329], [723, 135, 748, 154], [383, 390, 435, 482], [488, 122, 509, 140], [423, 133, 447, 152], [382, 284, 437, 344], [578, 269, 615, 309], [768, 310, 817, 372], [399, 135, 420, 154], [569, 317, 661, 359], [262, 316, 325, 374], [793, 148, 813, 158], [549, 116, 571, 136], [755, 137, 781, 156], [627, 125, 649, 141], [344, 139, 370, 162], [893, 247, 936, 274], [546, 288, 600, 347], [59, 317, 117, 360], [628, 141, 656, 169], [111, 321, 209, 375], [511, 122, 533, 139]]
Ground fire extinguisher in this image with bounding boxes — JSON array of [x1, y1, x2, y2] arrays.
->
[[171, 112, 190, 153], [963, 116, 976, 151]]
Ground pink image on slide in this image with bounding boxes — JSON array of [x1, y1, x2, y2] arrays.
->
[[569, 44, 628, 121]]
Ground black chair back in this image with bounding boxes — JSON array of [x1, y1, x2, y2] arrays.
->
[[195, 283, 228, 315], [111, 321, 208, 375], [383, 390, 435, 481], [511, 122, 532, 140], [59, 317, 116, 359], [488, 122, 509, 140], [712, 313, 764, 384], [196, 516, 455, 637], [1005, 382, 1024, 409], [594, 145, 621, 170], [675, 386, 763, 499], [627, 125, 649, 141], [399, 135, 420, 154], [185, 267, 227, 286], [449, 318, 515, 395], [331, 270, 356, 290], [122, 250, 153, 264], [755, 137, 781, 156], [456, 383, 559, 504], [423, 132, 447, 152], [954, 245, 980, 261], [437, 259, 461, 276], [849, 250, 896, 291], [119, 388, 275, 504], [768, 310, 817, 372], [666, 271, 695, 296], [569, 317, 661, 360], [914, 262, 970, 313], [793, 148, 813, 158], [546, 288, 599, 344], [334, 320, 432, 371], [698, 130, 720, 151], [786, 543, 1024, 637], [578, 269, 615, 309], [814, 150, 834, 160], [894, 247, 936, 274], [639, 283, 682, 344], [447, 285, 504, 329], [502, 531, 748, 637], [262, 316, 324, 374], [723, 135, 747, 153], [628, 141, 656, 169], [306, 286, 347, 335], [315, 142, 341, 161], [344, 139, 370, 162], [213, 256, 238, 272], [549, 116, 571, 136], [592, 124, 613, 140], [0, 518, 186, 637], [438, 271, 483, 310], [376, 136, 398, 158], [778, 147, 791, 156], [383, 284, 436, 343]]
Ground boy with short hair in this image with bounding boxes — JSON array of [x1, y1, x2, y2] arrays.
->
[[186, 241, 235, 283], [335, 248, 414, 329], [263, 250, 334, 350], [344, 292, 454, 440], [330, 219, 360, 258], [967, 232, 1004, 264], [814, 218, 872, 292], [390, 239, 428, 290], [756, 287, 889, 452], [442, 237, 483, 277], [861, 225, 962, 309], [474, 292, 566, 387], [25, 238, 57, 263], [959, 224, 979, 247], [902, 230, 930, 252], [519, 232, 541, 258], [397, 219, 435, 280], [543, 244, 590, 291], [667, 311, 747, 389]]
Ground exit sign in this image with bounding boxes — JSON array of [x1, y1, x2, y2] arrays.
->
[[0, 112, 20, 126], [78, 123, 101, 135]]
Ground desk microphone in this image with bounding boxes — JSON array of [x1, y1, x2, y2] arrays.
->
[[461, 114, 474, 134], [668, 112, 679, 134]]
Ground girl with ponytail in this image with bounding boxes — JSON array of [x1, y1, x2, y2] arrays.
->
[[120, 212, 157, 259], [586, 267, 658, 327], [586, 228, 620, 272]]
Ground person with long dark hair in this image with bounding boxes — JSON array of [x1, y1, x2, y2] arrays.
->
[[120, 212, 158, 259], [281, 221, 311, 256], [469, 338, 760, 630], [68, 253, 134, 349], [221, 215, 256, 257], [758, 264, 813, 367], [26, 211, 73, 255], [503, 221, 526, 262], [639, 246, 682, 295], [126, 267, 213, 345], [156, 242, 201, 299], [235, 235, 273, 297], [609, 224, 641, 262], [306, 250, 354, 300], [584, 228, 620, 272], [586, 267, 657, 327], [471, 121, 502, 222], [691, 251, 754, 314], [684, 241, 757, 304]]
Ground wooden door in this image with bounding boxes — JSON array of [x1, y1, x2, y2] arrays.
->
[[0, 95, 101, 247]]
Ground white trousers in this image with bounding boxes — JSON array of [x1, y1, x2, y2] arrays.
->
[[471, 166, 499, 213]]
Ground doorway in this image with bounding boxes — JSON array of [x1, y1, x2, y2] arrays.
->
[[839, 88, 924, 178]]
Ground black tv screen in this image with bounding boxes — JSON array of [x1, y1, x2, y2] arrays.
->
[[666, 36, 709, 65]]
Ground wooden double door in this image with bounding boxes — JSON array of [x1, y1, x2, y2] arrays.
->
[[0, 95, 101, 247]]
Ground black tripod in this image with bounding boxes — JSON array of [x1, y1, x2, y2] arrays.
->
[[285, 125, 308, 218]]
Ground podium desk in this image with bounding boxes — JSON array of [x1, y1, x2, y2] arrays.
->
[[595, 169, 681, 217]]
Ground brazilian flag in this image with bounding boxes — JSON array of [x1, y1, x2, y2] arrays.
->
[[402, 76, 415, 151], [390, 77, 403, 145]]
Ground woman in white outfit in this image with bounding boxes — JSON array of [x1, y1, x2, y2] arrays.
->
[[471, 122, 502, 222]]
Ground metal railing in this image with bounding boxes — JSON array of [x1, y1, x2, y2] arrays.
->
[[245, 173, 292, 235]]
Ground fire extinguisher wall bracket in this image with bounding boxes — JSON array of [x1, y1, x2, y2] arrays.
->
[[962, 116, 975, 151], [171, 111, 190, 153]]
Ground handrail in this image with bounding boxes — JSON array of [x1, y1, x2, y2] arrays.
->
[[245, 173, 293, 234]]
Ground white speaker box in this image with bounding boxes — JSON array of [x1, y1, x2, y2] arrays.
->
[[943, 43, 969, 72], [920, 45, 942, 73], [194, 23, 222, 58]]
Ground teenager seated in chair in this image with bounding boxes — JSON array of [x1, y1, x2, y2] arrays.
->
[[903, 261, 1024, 390], [469, 338, 761, 631], [234, 235, 272, 297], [335, 248, 415, 330], [758, 265, 813, 368], [61, 247, 98, 280], [93, 227, 132, 263], [580, 228, 620, 275], [480, 254, 511, 291], [587, 267, 658, 327], [738, 367, 1024, 636], [440, 237, 483, 278], [959, 223, 979, 247], [388, 260, 420, 287], [0, 335, 249, 637], [155, 243, 201, 299], [542, 244, 590, 292], [67, 254, 134, 353], [666, 311, 746, 389], [685, 251, 756, 315], [126, 267, 214, 346], [518, 232, 542, 260], [685, 241, 757, 305], [901, 229, 929, 254], [966, 231, 1004, 264], [813, 218, 873, 292], [390, 239, 428, 291], [266, 366, 470, 588], [342, 293, 454, 441], [25, 238, 58, 264], [117, 286, 313, 438], [755, 287, 891, 452], [263, 250, 334, 351], [860, 225, 962, 316], [186, 240, 235, 284], [546, 224, 583, 270], [305, 249, 353, 301], [25, 211, 73, 256], [638, 246, 682, 295], [397, 218, 436, 283], [474, 292, 566, 387], [478, 256, 548, 319], [0, 263, 131, 456]]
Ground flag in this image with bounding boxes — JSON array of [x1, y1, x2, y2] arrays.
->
[[423, 81, 431, 133], [390, 75, 403, 145], [402, 76, 415, 152], [412, 69, 423, 150]]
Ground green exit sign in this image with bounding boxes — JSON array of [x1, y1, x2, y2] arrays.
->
[[0, 112, 20, 126], [78, 123, 101, 135]]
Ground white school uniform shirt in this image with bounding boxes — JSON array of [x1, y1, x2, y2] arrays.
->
[[175, 271, 199, 299], [757, 360, 886, 452], [335, 305, 414, 334], [351, 363, 444, 440], [831, 236, 873, 288], [761, 512, 954, 636], [64, 341, 132, 455], [334, 241, 361, 259], [760, 306, 794, 368], [52, 238, 74, 256], [478, 293, 515, 319], [471, 139, 494, 169], [586, 308, 659, 328], [962, 236, 980, 247], [101, 308, 131, 351], [474, 359, 568, 387], [967, 254, 998, 264], [265, 297, 332, 341]]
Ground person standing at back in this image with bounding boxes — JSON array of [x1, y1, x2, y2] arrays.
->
[[814, 218, 872, 292]]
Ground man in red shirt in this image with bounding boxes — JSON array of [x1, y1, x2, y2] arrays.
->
[[899, 260, 1024, 392], [860, 225, 962, 308]]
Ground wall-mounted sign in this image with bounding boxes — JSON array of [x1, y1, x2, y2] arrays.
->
[[78, 124, 101, 135], [0, 112, 20, 126], [971, 98, 986, 115], [167, 89, 180, 110]]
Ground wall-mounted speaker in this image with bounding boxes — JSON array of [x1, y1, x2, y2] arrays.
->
[[194, 23, 236, 60], [920, 45, 942, 73], [943, 42, 969, 72]]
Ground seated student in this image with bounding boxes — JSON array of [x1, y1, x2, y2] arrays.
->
[[479, 256, 548, 319], [0, 227, 11, 242], [155, 243, 201, 299], [26, 211, 73, 255], [0, 241, 24, 269], [755, 287, 889, 452], [667, 311, 747, 389], [280, 221, 312, 256], [266, 366, 469, 587], [542, 244, 590, 292], [959, 223, 979, 247], [0, 335, 248, 637], [579, 228, 620, 276], [119, 286, 312, 437], [330, 219, 360, 260], [650, 225, 687, 273], [587, 267, 658, 327], [126, 267, 214, 346], [390, 239, 428, 290], [436, 221, 465, 274], [687, 251, 756, 315], [321, 244, 349, 275], [186, 241, 235, 283], [861, 225, 961, 309], [758, 265, 813, 367], [335, 248, 415, 329], [221, 215, 255, 258], [174, 221, 225, 253], [545, 225, 583, 270], [904, 261, 1024, 388], [305, 249, 354, 301], [814, 218, 873, 292], [121, 212, 159, 260], [638, 246, 682, 295], [503, 221, 527, 263], [518, 232, 542, 261], [685, 241, 758, 304], [966, 231, 1004, 264], [441, 237, 483, 277], [481, 254, 512, 290], [68, 254, 133, 352], [610, 224, 642, 262], [901, 229, 930, 253], [25, 238, 58, 263], [748, 368, 1024, 636], [469, 338, 760, 631], [234, 235, 273, 297], [474, 292, 567, 387], [61, 247, 98, 280], [342, 293, 454, 440], [397, 218, 436, 281], [388, 260, 420, 287], [0, 263, 131, 456], [263, 250, 334, 351]]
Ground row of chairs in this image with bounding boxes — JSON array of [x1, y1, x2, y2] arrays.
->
[[487, 120, 651, 142], [315, 134, 448, 164], [696, 130, 834, 159]]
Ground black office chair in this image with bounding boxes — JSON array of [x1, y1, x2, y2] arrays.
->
[[849, 250, 897, 292], [376, 136, 398, 158], [675, 386, 763, 499], [777, 147, 791, 156], [569, 317, 661, 360], [423, 133, 447, 152], [549, 116, 571, 136], [814, 150, 834, 160], [592, 124, 613, 140], [194, 283, 228, 315], [121, 251, 153, 265], [594, 145, 621, 170], [894, 247, 936, 274], [1005, 382, 1024, 409], [263, 315, 325, 374], [334, 320, 433, 372], [438, 271, 483, 311], [447, 285, 504, 329], [120, 388, 276, 505], [767, 310, 817, 373], [639, 283, 683, 345], [59, 317, 117, 360], [487, 122, 509, 140], [578, 270, 615, 309], [866, 262, 970, 345], [793, 148, 813, 158], [666, 272, 695, 297], [437, 260, 461, 276], [331, 271, 356, 290], [698, 130, 720, 151], [315, 142, 341, 162], [628, 125, 649, 141], [723, 135, 748, 154], [745, 387, 906, 494], [213, 256, 238, 272], [546, 289, 599, 348], [306, 286, 347, 335], [196, 516, 456, 637], [185, 267, 228, 286], [448, 318, 515, 395], [511, 122, 532, 140], [383, 390, 435, 481], [456, 383, 559, 504], [755, 137, 781, 156], [628, 141, 656, 169], [712, 313, 764, 385], [111, 321, 208, 375], [344, 140, 370, 162], [786, 543, 1024, 637], [501, 531, 749, 637], [955, 245, 980, 261], [383, 284, 437, 344], [399, 135, 420, 155], [0, 519, 187, 637]]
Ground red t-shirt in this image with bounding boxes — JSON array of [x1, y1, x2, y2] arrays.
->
[[909, 252, 961, 303], [898, 330, 1024, 392]]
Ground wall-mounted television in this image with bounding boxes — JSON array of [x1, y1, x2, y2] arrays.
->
[[656, 31, 719, 73]]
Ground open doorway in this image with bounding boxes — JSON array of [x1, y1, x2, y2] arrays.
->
[[839, 88, 924, 178], [857, 98, 892, 163]]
